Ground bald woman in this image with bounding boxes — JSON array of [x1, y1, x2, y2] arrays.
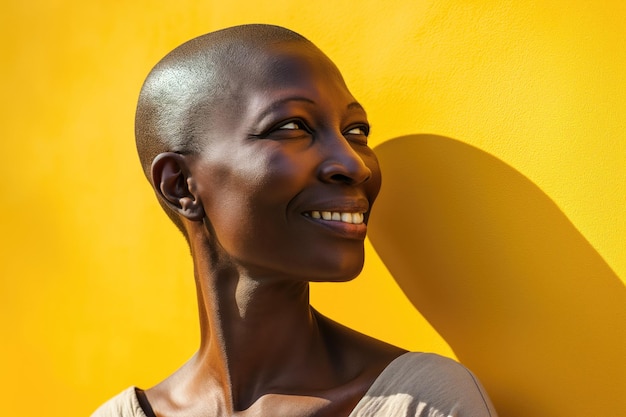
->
[[92, 24, 497, 417]]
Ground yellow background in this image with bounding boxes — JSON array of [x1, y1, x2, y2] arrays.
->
[[1, 1, 624, 416]]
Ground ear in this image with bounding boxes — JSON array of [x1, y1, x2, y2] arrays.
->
[[150, 152, 205, 221]]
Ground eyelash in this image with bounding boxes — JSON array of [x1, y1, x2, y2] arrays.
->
[[345, 125, 370, 137], [276, 120, 311, 132], [275, 120, 369, 137]]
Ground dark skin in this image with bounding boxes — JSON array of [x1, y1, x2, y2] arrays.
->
[[142, 33, 405, 417]]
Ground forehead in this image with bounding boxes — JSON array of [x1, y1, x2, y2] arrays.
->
[[256, 43, 343, 84], [183, 41, 363, 146], [218, 41, 351, 98]]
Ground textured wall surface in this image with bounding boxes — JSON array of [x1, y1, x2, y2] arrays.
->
[[1, 1, 624, 416]]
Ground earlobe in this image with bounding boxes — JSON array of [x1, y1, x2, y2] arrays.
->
[[151, 152, 205, 221]]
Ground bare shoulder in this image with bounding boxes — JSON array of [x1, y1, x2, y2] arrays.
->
[[314, 310, 406, 370], [313, 311, 497, 416]]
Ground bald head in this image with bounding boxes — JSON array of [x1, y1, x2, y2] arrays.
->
[[135, 25, 331, 236], [135, 24, 315, 180]]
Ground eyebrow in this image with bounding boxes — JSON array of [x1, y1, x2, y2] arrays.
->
[[347, 101, 365, 112], [255, 97, 315, 121], [255, 97, 367, 122]]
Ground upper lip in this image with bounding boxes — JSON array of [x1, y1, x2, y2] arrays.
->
[[299, 197, 370, 215]]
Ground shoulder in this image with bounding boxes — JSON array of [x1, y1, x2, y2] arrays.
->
[[378, 352, 487, 392], [91, 387, 149, 417], [351, 352, 498, 417]]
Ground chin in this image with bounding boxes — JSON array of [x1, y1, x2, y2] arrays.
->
[[308, 260, 365, 283]]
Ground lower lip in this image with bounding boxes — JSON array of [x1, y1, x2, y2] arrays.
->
[[302, 215, 368, 240]]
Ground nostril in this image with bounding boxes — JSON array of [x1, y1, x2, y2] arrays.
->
[[330, 173, 354, 184]]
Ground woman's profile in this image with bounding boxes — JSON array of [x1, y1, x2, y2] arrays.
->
[[92, 24, 497, 417]]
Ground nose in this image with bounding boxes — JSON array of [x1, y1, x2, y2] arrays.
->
[[317, 134, 372, 186]]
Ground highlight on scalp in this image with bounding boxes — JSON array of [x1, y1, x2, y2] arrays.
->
[[134, 24, 314, 238]]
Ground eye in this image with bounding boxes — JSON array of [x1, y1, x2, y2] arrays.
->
[[346, 126, 368, 135], [344, 124, 370, 144], [278, 121, 307, 130], [257, 119, 312, 140]]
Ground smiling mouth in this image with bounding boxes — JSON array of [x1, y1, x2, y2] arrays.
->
[[303, 211, 365, 224]]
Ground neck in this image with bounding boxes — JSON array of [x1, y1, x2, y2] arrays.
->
[[187, 240, 335, 410]]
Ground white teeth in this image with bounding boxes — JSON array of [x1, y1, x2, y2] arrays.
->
[[306, 211, 365, 224]]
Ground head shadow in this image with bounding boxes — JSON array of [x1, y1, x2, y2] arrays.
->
[[369, 134, 625, 417]]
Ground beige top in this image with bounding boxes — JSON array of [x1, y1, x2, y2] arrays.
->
[[349, 352, 497, 416], [91, 352, 497, 417]]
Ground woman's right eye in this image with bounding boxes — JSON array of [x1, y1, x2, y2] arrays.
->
[[277, 121, 304, 130], [255, 119, 312, 140]]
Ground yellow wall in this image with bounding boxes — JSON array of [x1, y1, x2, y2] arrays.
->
[[1, 1, 624, 416]]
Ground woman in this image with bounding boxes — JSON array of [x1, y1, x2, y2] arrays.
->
[[93, 24, 497, 417]]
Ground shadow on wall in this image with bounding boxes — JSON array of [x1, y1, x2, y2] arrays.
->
[[369, 134, 626, 417]]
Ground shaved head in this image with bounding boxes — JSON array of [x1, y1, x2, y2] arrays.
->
[[136, 24, 314, 176], [135, 24, 322, 235]]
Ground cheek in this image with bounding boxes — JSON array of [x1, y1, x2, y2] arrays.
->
[[236, 141, 317, 208], [202, 149, 312, 247], [259, 151, 315, 196]]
